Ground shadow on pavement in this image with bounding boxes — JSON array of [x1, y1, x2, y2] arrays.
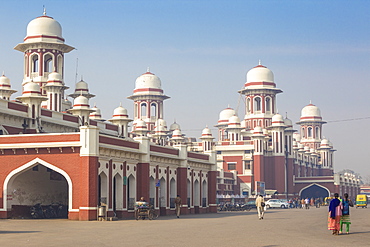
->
[[0, 231, 40, 234]]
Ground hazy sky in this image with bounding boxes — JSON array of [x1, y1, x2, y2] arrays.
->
[[1, 1, 369, 177]]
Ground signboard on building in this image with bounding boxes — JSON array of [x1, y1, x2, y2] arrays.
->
[[255, 181, 265, 196]]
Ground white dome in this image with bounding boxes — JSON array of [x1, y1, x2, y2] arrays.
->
[[48, 72, 62, 82], [173, 129, 182, 136], [76, 80, 88, 90], [170, 121, 181, 131], [272, 113, 284, 126], [73, 95, 89, 107], [228, 115, 240, 124], [253, 126, 263, 134], [219, 107, 235, 121], [113, 105, 128, 117], [246, 64, 274, 84], [284, 117, 292, 127], [301, 103, 321, 119], [202, 127, 212, 136], [90, 106, 102, 117], [321, 139, 329, 145], [24, 81, 41, 93], [26, 15, 63, 43], [135, 72, 161, 89], [156, 119, 167, 127], [0, 74, 10, 86], [135, 119, 147, 128]]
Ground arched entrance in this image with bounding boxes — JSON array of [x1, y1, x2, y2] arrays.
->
[[3, 158, 72, 219], [300, 184, 329, 199]]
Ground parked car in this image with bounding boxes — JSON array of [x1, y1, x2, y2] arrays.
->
[[265, 199, 289, 209], [244, 200, 257, 210]]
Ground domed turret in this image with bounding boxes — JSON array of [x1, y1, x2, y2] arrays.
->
[[170, 121, 181, 131], [135, 71, 161, 90], [112, 105, 128, 119], [228, 115, 240, 125], [217, 107, 235, 125], [284, 117, 293, 130], [246, 64, 274, 84], [300, 103, 323, 121], [0, 74, 17, 100], [108, 104, 132, 138], [0, 74, 11, 88], [90, 105, 104, 121], [69, 79, 95, 99], [25, 15, 63, 44], [133, 119, 149, 137], [127, 69, 170, 128], [271, 113, 285, 127], [47, 72, 63, 84], [171, 128, 184, 143]]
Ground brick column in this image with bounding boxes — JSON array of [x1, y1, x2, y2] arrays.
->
[[177, 167, 188, 214], [136, 163, 150, 200], [208, 171, 217, 213]]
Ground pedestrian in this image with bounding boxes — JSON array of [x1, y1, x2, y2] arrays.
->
[[301, 198, 305, 209], [340, 193, 354, 234], [328, 193, 342, 235], [255, 195, 265, 220], [175, 195, 182, 218], [305, 198, 310, 209]]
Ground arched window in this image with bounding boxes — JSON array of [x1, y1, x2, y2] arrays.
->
[[308, 127, 312, 137], [254, 97, 261, 111], [57, 55, 63, 74], [247, 98, 251, 112], [31, 54, 39, 72], [315, 127, 320, 139], [141, 103, 147, 118], [150, 103, 157, 117], [44, 54, 53, 72], [265, 97, 271, 112]]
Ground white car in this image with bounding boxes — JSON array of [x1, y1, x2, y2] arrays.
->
[[265, 199, 289, 209]]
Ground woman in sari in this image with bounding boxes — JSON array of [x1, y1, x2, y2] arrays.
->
[[328, 193, 342, 235], [340, 193, 353, 234]]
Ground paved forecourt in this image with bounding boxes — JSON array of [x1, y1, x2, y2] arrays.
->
[[0, 206, 369, 247]]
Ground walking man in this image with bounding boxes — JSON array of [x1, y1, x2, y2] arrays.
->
[[175, 195, 182, 218], [255, 195, 265, 220]]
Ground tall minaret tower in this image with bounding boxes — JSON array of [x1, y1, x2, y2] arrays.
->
[[296, 103, 326, 149], [239, 62, 282, 130], [127, 69, 170, 131], [14, 10, 74, 102]]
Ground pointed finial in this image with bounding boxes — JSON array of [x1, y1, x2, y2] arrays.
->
[[285, 112, 288, 118], [309, 100, 312, 104], [119, 102, 122, 107], [43, 5, 46, 16], [258, 59, 261, 65], [147, 67, 150, 72], [173, 118, 176, 123], [81, 75, 83, 81], [2, 71, 4, 76]]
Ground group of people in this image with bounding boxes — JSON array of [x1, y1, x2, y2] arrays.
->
[[328, 193, 353, 235], [288, 197, 321, 209]]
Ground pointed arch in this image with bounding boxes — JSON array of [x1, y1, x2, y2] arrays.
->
[[2, 158, 74, 212], [299, 183, 330, 199]]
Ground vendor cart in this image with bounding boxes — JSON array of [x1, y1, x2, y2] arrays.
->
[[134, 202, 158, 220]]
